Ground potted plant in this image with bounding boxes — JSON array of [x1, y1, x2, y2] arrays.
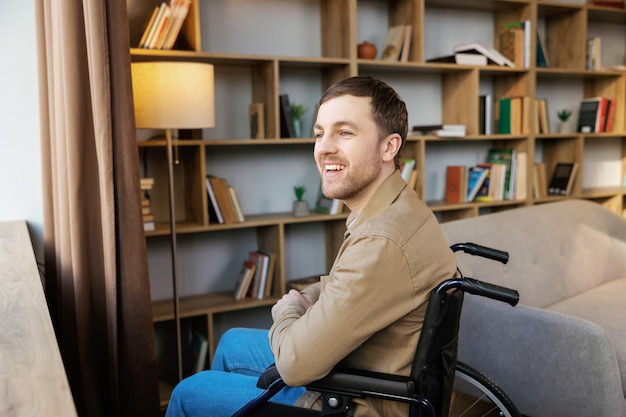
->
[[292, 185, 309, 217], [290, 103, 309, 138], [556, 109, 573, 133]]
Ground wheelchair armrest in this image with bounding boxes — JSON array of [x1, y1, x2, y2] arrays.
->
[[307, 367, 414, 398], [258, 365, 414, 398], [257, 364, 282, 390]]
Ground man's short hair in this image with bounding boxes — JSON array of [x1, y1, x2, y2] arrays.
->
[[319, 76, 408, 167]]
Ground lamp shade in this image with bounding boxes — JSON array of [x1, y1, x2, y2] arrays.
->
[[131, 61, 215, 129]]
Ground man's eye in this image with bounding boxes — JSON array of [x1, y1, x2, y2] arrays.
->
[[340, 130, 353, 137], [314, 132, 323, 139]]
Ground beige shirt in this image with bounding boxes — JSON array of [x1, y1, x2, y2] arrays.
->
[[269, 170, 458, 417]]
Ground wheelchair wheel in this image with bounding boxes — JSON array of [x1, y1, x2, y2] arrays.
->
[[449, 362, 521, 417]]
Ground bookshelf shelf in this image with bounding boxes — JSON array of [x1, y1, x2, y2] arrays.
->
[[128, 0, 626, 408]]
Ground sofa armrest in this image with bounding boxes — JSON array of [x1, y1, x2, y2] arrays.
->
[[458, 296, 624, 417]]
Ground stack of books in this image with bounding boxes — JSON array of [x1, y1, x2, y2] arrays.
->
[[233, 250, 276, 301], [444, 148, 528, 204], [412, 124, 466, 137], [137, 0, 192, 50], [206, 176, 245, 224], [498, 96, 531, 134], [576, 96, 616, 133], [140, 178, 155, 232], [379, 24, 413, 63]]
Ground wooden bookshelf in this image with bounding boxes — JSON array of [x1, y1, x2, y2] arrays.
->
[[128, 0, 626, 407]]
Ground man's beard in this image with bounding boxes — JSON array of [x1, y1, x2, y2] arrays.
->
[[321, 156, 381, 200]]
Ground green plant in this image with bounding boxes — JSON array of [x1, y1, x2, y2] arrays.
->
[[557, 109, 573, 122], [293, 185, 306, 201], [290, 103, 309, 120]]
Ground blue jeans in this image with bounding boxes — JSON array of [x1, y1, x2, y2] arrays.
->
[[165, 328, 306, 417]]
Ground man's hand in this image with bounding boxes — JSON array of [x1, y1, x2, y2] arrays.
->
[[271, 289, 314, 320]]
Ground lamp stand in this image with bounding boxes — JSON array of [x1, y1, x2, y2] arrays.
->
[[165, 128, 183, 382]]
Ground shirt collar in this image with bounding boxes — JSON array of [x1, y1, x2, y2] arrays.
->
[[344, 170, 407, 237]]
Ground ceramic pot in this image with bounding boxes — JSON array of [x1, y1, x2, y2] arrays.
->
[[357, 41, 377, 59], [293, 200, 310, 217]]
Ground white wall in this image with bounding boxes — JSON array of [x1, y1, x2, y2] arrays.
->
[[0, 1, 43, 262]]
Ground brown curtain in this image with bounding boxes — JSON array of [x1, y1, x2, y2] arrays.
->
[[35, 0, 160, 416]]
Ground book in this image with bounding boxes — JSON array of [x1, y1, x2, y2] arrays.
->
[[536, 98, 550, 134], [487, 148, 516, 200], [498, 27, 524, 67], [140, 178, 156, 231], [533, 163, 548, 198], [445, 165, 467, 204], [137, 5, 160, 48], [514, 151, 528, 200], [498, 96, 524, 134], [548, 162, 578, 196], [488, 162, 508, 201], [479, 94, 493, 135], [454, 42, 514, 67], [474, 163, 493, 202], [256, 250, 276, 299], [399, 24, 413, 63], [148, 3, 172, 49], [227, 185, 245, 223], [233, 260, 256, 300], [205, 176, 224, 224], [153, 3, 175, 49], [432, 128, 466, 137], [279, 94, 297, 138], [253, 251, 270, 299], [577, 97, 608, 133], [210, 177, 237, 224], [412, 124, 466, 133], [140, 177, 155, 190], [187, 331, 208, 375], [427, 53, 488, 66], [247, 250, 275, 299], [586, 36, 601, 70], [536, 30, 550, 68], [249, 102, 265, 139], [380, 24, 406, 61], [502, 20, 532, 68], [603, 98, 616, 132], [162, 0, 191, 49], [142, 2, 167, 49], [498, 95, 528, 134], [466, 166, 490, 202]]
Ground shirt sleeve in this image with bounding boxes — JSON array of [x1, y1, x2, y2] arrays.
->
[[269, 234, 431, 387], [300, 281, 320, 303]]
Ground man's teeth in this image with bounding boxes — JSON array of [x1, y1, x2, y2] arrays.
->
[[325, 164, 345, 171]]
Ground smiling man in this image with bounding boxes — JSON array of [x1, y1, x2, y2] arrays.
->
[[165, 76, 457, 417]]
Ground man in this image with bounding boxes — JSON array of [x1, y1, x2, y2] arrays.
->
[[166, 76, 457, 417]]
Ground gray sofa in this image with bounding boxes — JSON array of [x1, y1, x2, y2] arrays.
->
[[440, 200, 626, 417]]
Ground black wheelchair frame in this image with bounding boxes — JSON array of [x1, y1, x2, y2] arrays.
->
[[232, 242, 520, 417]]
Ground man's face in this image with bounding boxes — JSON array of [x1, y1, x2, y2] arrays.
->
[[313, 95, 385, 203]]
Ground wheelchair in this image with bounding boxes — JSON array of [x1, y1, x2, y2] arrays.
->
[[233, 242, 520, 417]]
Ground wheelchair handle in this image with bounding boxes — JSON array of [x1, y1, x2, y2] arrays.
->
[[435, 277, 519, 306], [450, 242, 509, 264]]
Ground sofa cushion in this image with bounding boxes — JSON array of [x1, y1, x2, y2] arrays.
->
[[546, 278, 626, 396], [441, 200, 626, 308]]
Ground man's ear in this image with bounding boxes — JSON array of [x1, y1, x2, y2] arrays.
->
[[382, 133, 402, 162]]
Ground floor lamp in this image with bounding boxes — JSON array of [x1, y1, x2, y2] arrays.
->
[[131, 61, 215, 382]]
